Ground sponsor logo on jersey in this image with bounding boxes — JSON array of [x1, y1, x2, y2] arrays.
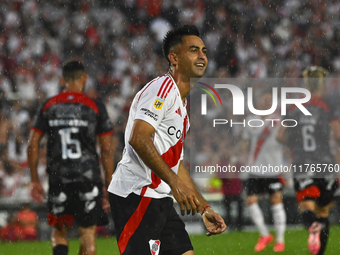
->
[[141, 108, 159, 121], [269, 182, 282, 191], [149, 239, 160, 255], [167, 126, 183, 139], [299, 178, 314, 189], [153, 98, 164, 109], [49, 119, 88, 127]]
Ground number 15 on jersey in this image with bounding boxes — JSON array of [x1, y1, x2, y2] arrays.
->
[[59, 127, 82, 159]]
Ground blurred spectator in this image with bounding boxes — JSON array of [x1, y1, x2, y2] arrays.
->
[[39, 72, 60, 98], [0, 214, 24, 242], [0, 74, 14, 100], [16, 203, 38, 241], [103, 85, 125, 124], [0, 146, 25, 198]]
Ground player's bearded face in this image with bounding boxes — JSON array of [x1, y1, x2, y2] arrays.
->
[[178, 36, 208, 78]]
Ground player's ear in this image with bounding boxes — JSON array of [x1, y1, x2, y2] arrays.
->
[[80, 74, 88, 91], [168, 52, 179, 66], [81, 74, 88, 85], [59, 77, 66, 88]]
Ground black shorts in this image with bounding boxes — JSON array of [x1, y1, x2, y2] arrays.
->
[[109, 193, 193, 255], [48, 182, 107, 228], [246, 175, 283, 196], [294, 177, 339, 207]]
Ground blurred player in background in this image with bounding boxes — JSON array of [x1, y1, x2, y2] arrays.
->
[[27, 60, 114, 255], [242, 89, 286, 252], [108, 25, 226, 255], [277, 66, 340, 255]]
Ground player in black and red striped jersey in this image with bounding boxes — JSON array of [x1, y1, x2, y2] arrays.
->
[[277, 66, 340, 255], [27, 60, 114, 255]]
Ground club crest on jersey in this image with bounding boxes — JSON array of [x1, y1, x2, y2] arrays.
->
[[153, 98, 164, 109], [149, 239, 160, 255]]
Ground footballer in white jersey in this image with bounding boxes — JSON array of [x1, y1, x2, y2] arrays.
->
[[242, 114, 283, 177], [243, 91, 287, 253], [108, 74, 189, 198], [108, 25, 226, 255]]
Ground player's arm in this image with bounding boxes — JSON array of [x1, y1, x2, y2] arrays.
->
[[177, 161, 208, 211], [330, 120, 340, 144], [177, 161, 227, 235], [129, 119, 201, 215], [27, 130, 45, 204], [98, 133, 114, 212], [276, 125, 287, 144], [98, 134, 114, 187]]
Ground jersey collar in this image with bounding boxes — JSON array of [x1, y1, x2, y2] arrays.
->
[[166, 73, 187, 107]]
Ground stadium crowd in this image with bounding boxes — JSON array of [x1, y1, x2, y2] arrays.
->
[[1, 0, 340, 240]]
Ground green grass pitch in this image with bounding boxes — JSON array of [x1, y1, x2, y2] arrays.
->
[[1, 226, 340, 254]]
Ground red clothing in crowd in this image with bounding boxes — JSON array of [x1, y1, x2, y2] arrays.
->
[[17, 207, 39, 240], [0, 206, 39, 242], [0, 215, 24, 242]]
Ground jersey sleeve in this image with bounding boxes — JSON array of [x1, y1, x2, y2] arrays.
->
[[31, 102, 48, 134], [95, 99, 114, 135], [134, 87, 171, 130]]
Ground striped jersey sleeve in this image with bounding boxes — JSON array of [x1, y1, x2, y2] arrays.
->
[[134, 75, 175, 129]]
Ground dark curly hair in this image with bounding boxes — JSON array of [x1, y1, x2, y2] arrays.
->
[[162, 25, 201, 65]]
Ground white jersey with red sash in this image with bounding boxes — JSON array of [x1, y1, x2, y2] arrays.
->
[[108, 74, 189, 199], [242, 114, 283, 177]]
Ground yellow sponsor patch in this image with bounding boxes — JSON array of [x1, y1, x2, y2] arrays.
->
[[153, 99, 164, 109]]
